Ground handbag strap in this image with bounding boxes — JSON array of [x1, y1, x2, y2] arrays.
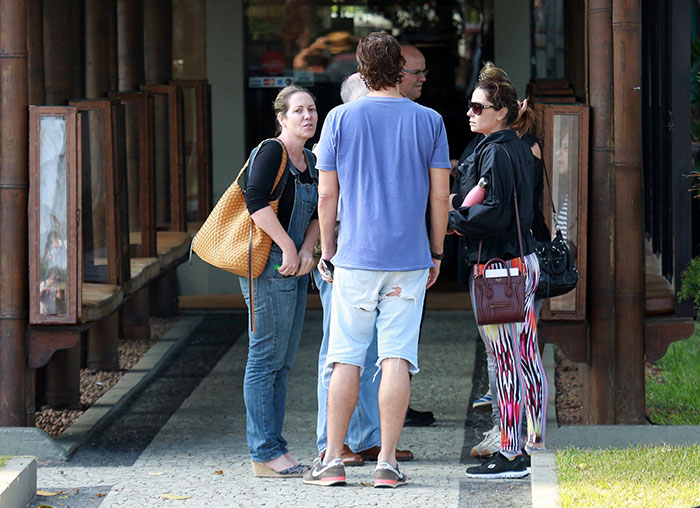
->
[[539, 146, 559, 218], [476, 142, 525, 269]]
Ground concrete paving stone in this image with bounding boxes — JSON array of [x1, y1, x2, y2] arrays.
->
[[33, 310, 537, 507]]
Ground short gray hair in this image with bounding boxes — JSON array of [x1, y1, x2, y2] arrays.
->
[[340, 73, 369, 103]]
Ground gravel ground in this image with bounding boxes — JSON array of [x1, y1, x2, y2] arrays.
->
[[554, 346, 584, 426], [35, 316, 181, 438]]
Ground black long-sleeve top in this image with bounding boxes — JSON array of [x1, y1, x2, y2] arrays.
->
[[452, 133, 549, 243], [243, 140, 317, 231]]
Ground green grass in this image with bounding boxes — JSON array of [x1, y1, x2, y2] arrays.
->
[[646, 323, 700, 424], [557, 445, 700, 508], [0, 455, 9, 468]]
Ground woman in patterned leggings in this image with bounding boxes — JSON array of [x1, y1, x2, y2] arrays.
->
[[448, 63, 548, 479]]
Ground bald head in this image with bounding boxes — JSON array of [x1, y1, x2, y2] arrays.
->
[[340, 72, 369, 103], [399, 45, 427, 100]]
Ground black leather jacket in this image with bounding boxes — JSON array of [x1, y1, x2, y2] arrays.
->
[[448, 128, 537, 264]]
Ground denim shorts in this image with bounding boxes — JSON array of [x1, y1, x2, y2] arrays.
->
[[324, 266, 429, 379]]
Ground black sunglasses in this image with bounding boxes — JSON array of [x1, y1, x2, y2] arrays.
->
[[468, 101, 497, 116]]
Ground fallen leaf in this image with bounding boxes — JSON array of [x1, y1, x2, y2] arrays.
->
[[37, 490, 61, 496], [577, 463, 588, 470], [213, 470, 223, 475], [148, 471, 166, 476], [94, 492, 106, 498], [360, 481, 373, 487], [161, 493, 191, 500], [37, 505, 57, 508]]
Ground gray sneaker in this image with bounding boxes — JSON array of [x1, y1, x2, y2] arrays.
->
[[374, 461, 408, 488], [302, 457, 346, 486]]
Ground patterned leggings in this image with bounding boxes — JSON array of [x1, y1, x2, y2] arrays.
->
[[470, 252, 547, 453]]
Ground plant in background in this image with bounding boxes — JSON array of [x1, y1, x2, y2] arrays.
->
[[679, 256, 700, 309]]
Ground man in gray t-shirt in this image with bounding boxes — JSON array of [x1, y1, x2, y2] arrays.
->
[[303, 32, 450, 488]]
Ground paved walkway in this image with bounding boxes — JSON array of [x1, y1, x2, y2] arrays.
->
[[32, 310, 532, 508]]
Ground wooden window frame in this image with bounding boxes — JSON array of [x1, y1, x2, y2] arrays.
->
[[109, 91, 157, 257], [68, 98, 130, 287], [171, 79, 213, 225], [28, 106, 81, 325], [535, 102, 590, 321], [140, 83, 186, 232]]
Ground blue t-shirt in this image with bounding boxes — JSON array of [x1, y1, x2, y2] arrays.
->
[[316, 96, 451, 271]]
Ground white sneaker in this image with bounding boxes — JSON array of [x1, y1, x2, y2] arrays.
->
[[470, 425, 501, 458]]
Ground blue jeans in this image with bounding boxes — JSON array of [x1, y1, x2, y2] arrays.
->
[[240, 251, 308, 461], [313, 268, 381, 453], [239, 157, 318, 462]]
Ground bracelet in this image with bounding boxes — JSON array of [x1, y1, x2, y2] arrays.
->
[[430, 250, 444, 260]]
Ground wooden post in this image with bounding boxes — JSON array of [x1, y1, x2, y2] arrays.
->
[[0, 0, 28, 426], [612, 0, 646, 423], [144, 1, 175, 232], [117, 0, 145, 238], [85, 0, 117, 98], [26, 0, 44, 105], [43, 0, 83, 105], [117, 0, 144, 91], [143, 0, 172, 85], [584, 0, 616, 424]]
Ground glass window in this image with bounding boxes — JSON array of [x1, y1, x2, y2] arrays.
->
[[39, 116, 69, 316], [550, 113, 579, 312], [244, 1, 491, 154]]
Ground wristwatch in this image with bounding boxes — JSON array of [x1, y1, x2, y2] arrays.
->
[[430, 250, 444, 260]]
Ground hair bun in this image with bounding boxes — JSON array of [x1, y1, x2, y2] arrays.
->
[[479, 62, 508, 81]]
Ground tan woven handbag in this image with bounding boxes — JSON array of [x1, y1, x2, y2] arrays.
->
[[191, 139, 288, 329]]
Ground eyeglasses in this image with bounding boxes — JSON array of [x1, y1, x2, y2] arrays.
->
[[468, 101, 497, 115], [403, 68, 429, 77]]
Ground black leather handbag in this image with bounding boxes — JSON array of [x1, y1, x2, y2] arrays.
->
[[535, 229, 578, 298], [535, 162, 579, 299]]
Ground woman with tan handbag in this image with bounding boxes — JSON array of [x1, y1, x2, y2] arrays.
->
[[448, 65, 547, 480], [240, 85, 320, 477]]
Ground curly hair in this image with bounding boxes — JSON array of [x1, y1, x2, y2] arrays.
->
[[273, 85, 316, 135], [356, 32, 405, 91], [475, 62, 519, 125]]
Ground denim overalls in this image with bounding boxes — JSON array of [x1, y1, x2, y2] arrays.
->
[[239, 149, 318, 462]]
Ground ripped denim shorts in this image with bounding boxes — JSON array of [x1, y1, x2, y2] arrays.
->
[[324, 266, 430, 381]]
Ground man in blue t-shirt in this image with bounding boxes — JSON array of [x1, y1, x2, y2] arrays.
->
[[303, 32, 450, 489]]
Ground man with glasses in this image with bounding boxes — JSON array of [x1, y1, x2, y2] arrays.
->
[[399, 44, 428, 100], [399, 43, 438, 428]]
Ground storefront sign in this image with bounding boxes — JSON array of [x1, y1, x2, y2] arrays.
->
[[248, 76, 295, 88], [261, 50, 286, 75]]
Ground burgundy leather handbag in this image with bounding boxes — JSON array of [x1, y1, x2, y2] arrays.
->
[[472, 145, 527, 326]]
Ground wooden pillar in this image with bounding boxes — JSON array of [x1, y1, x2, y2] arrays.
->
[[85, 0, 117, 98], [584, 0, 616, 424], [0, 0, 29, 426], [43, 0, 83, 105], [26, 0, 44, 105], [144, 0, 174, 230], [612, 0, 646, 423], [143, 0, 172, 84], [586, 0, 646, 424], [117, 0, 145, 237], [117, 0, 144, 91]]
